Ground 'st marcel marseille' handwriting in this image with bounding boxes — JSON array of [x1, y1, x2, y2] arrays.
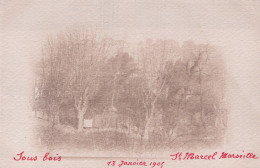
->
[[170, 151, 258, 160]]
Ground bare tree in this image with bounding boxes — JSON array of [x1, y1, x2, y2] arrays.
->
[[65, 31, 110, 132], [138, 40, 177, 141], [38, 30, 111, 132]]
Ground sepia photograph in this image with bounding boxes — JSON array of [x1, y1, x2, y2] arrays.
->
[[1, 0, 260, 167], [32, 31, 228, 155]]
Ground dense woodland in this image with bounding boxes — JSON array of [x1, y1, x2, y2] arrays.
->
[[33, 30, 228, 151]]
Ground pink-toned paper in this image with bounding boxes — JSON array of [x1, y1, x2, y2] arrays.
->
[[1, 1, 260, 167]]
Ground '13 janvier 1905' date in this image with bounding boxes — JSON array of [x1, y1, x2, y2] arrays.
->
[[107, 160, 164, 168]]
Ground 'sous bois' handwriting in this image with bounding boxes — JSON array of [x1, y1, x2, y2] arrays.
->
[[13, 151, 61, 162]]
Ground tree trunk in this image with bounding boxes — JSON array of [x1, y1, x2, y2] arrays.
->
[[143, 116, 152, 141], [143, 104, 155, 141], [199, 72, 205, 128], [77, 109, 85, 132]]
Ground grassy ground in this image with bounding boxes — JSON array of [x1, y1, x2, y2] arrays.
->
[[33, 118, 224, 157]]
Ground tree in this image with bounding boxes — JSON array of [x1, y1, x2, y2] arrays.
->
[[36, 30, 112, 132], [91, 52, 142, 131], [138, 40, 180, 141]]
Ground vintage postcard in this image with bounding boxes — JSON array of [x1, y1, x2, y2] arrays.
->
[[1, 0, 260, 167]]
